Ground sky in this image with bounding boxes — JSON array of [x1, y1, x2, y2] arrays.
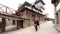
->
[[0, 0, 55, 19]]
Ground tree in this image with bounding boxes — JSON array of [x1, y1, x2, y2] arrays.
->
[[44, 12, 49, 17]]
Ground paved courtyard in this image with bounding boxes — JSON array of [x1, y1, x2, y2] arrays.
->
[[1, 21, 60, 34]]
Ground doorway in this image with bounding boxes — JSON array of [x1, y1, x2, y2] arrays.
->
[[17, 20, 23, 29], [19, 20, 23, 28], [13, 20, 15, 25]]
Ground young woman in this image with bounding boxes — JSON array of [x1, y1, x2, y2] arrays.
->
[[33, 18, 39, 31]]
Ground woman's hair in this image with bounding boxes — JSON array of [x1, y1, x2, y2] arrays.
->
[[33, 17, 35, 21]]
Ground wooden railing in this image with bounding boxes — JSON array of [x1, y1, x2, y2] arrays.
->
[[0, 4, 16, 15]]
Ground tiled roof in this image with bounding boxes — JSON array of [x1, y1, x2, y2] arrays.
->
[[52, 0, 59, 6], [35, 0, 45, 5], [17, 1, 43, 13]]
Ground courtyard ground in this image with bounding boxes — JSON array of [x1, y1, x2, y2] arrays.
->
[[1, 21, 60, 34]]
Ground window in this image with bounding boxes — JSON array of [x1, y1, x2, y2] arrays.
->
[[8, 19, 10, 21], [13, 20, 15, 25]]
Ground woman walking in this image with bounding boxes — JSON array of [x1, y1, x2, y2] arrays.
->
[[33, 18, 39, 31]]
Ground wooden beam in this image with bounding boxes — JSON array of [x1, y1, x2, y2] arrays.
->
[[0, 14, 21, 20], [1, 18, 6, 32]]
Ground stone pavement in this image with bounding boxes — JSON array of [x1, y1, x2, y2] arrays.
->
[[1, 21, 60, 34]]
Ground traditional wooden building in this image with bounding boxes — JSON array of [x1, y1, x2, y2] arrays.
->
[[52, 0, 60, 32], [44, 17, 54, 21], [0, 0, 45, 32], [0, 13, 31, 32], [16, 1, 45, 27]]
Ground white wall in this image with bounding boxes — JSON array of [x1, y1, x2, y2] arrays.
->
[[6, 19, 13, 26]]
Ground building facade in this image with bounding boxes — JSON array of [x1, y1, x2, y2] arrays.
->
[[16, 1, 45, 27], [0, 1, 45, 32], [0, 13, 31, 32], [52, 0, 60, 31], [16, 7, 45, 27]]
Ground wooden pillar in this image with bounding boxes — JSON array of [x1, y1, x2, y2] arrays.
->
[[2, 18, 6, 32], [29, 20, 30, 26], [17, 20, 19, 29]]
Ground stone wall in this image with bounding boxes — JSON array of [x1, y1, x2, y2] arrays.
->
[[23, 20, 30, 28]]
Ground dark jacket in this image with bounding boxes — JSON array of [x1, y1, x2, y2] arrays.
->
[[34, 21, 39, 26]]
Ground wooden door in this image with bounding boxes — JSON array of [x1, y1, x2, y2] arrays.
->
[[2, 18, 6, 32], [17, 20, 23, 29], [19, 20, 23, 28]]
